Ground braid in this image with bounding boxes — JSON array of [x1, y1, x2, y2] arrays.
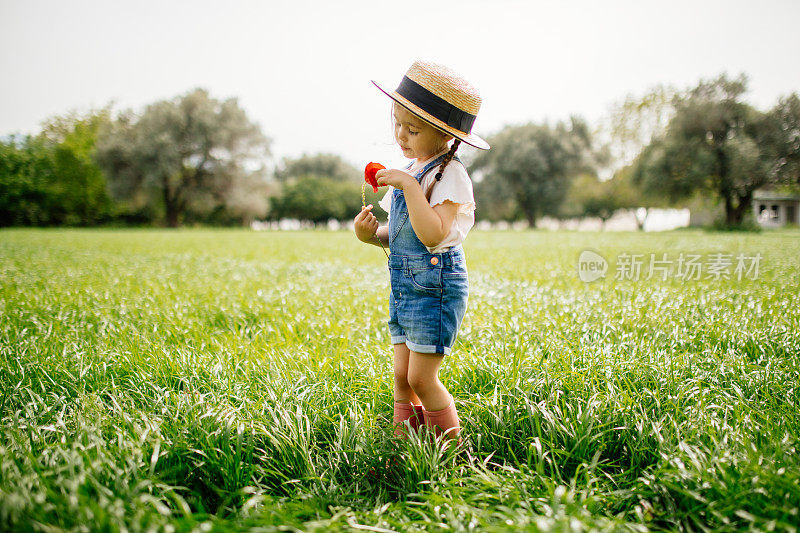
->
[[434, 139, 461, 181]]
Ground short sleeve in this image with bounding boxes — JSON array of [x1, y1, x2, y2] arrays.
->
[[428, 162, 475, 215], [378, 186, 393, 216]]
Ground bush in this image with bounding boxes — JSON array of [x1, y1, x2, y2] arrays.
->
[[707, 214, 762, 232], [0, 136, 58, 226], [268, 175, 365, 223]]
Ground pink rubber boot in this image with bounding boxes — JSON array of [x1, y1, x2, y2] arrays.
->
[[423, 400, 461, 440], [393, 401, 424, 437]]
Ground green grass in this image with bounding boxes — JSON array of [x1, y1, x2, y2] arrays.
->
[[1, 227, 799, 532]]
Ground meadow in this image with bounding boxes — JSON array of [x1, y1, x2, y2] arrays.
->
[[1, 227, 798, 532]]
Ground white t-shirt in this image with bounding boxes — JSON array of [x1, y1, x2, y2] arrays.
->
[[378, 151, 475, 254]]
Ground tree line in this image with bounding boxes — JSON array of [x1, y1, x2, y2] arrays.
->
[[1, 76, 798, 228], [474, 75, 799, 227]]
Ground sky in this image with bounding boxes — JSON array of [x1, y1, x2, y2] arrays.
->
[[2, 0, 799, 171]]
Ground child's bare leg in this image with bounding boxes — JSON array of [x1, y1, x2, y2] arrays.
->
[[406, 351, 450, 411], [393, 343, 420, 404], [408, 350, 460, 439], [392, 343, 423, 435]]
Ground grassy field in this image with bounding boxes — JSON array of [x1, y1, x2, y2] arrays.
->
[[1, 228, 799, 532]]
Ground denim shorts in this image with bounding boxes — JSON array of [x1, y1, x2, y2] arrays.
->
[[388, 247, 469, 355]]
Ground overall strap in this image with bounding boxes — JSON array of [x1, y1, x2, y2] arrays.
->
[[416, 153, 463, 201], [414, 153, 448, 183]]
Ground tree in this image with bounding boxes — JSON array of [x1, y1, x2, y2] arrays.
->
[[1, 109, 114, 227], [615, 166, 676, 230], [267, 152, 367, 223], [40, 108, 113, 225], [473, 171, 518, 222], [268, 176, 363, 223], [631, 74, 796, 226], [563, 174, 620, 228], [0, 136, 56, 226], [95, 88, 270, 227], [469, 117, 597, 226], [600, 85, 676, 172], [761, 93, 800, 186], [275, 153, 359, 183]]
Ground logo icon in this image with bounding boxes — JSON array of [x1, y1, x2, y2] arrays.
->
[[577, 250, 608, 282]]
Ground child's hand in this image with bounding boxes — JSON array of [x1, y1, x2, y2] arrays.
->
[[376, 169, 415, 191], [354, 204, 379, 243]]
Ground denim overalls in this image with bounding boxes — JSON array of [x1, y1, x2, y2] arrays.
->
[[387, 154, 469, 355]]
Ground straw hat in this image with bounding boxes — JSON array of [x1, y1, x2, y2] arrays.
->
[[372, 60, 490, 150]]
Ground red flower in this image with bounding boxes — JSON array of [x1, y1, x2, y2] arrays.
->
[[364, 162, 386, 193]]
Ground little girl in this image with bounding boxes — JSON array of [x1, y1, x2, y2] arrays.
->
[[354, 60, 489, 440]]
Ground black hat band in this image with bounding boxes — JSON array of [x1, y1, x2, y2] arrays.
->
[[395, 76, 476, 134]]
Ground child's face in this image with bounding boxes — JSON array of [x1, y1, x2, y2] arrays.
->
[[393, 104, 451, 161]]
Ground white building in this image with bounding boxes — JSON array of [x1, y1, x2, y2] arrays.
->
[[753, 189, 800, 228]]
